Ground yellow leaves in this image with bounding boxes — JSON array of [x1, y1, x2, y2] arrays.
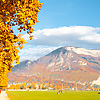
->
[[1, 0, 42, 38], [0, 0, 43, 87], [30, 35, 34, 40], [15, 0, 43, 39], [2, 0, 5, 2]]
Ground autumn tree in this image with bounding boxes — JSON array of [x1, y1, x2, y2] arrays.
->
[[0, 0, 43, 87]]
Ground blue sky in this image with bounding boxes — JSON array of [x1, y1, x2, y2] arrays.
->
[[14, 0, 100, 63], [34, 0, 100, 30]]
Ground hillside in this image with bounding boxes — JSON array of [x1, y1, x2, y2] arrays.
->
[[8, 46, 100, 83]]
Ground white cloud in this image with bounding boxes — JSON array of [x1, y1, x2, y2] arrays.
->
[[19, 46, 59, 62], [22, 26, 100, 47], [80, 34, 100, 42], [37, 26, 99, 36], [19, 26, 100, 62]]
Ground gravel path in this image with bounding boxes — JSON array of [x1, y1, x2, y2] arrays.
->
[[0, 91, 10, 100]]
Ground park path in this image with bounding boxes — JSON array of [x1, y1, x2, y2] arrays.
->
[[0, 91, 10, 100]]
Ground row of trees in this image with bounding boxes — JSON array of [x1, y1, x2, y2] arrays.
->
[[0, 0, 43, 87], [8, 82, 100, 91], [8, 83, 55, 90]]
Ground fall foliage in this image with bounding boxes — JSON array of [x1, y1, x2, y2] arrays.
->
[[0, 0, 43, 87]]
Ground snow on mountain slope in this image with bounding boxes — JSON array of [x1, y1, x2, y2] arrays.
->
[[92, 76, 100, 85], [64, 46, 100, 57]]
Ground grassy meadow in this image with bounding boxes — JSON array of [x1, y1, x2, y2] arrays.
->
[[7, 90, 100, 100]]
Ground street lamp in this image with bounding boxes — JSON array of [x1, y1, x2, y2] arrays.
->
[[62, 79, 64, 91]]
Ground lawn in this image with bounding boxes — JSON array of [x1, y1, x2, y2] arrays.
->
[[7, 90, 100, 100]]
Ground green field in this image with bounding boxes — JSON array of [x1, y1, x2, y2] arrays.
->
[[7, 90, 100, 100]]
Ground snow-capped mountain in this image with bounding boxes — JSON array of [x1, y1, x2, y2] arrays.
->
[[64, 46, 100, 57], [8, 46, 100, 83]]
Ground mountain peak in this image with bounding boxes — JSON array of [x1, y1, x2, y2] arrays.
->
[[63, 46, 100, 57]]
